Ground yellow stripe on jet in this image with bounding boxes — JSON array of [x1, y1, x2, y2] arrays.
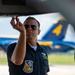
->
[[38, 41, 53, 48]]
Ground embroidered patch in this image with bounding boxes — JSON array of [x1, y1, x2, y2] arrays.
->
[[41, 53, 48, 60], [23, 60, 33, 73]]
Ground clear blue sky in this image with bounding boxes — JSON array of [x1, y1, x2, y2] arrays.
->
[[0, 12, 75, 42]]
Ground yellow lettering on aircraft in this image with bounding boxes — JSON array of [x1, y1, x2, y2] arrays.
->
[[52, 24, 62, 36]]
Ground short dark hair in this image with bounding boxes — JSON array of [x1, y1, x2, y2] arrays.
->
[[24, 17, 40, 28]]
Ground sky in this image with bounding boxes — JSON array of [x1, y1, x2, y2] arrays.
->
[[0, 12, 75, 42]]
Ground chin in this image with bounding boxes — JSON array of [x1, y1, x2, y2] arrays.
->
[[27, 37, 34, 40]]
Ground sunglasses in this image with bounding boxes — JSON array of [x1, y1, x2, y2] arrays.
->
[[24, 24, 37, 30]]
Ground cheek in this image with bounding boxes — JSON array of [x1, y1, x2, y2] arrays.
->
[[33, 30, 40, 35], [37, 30, 40, 35], [33, 31, 38, 36]]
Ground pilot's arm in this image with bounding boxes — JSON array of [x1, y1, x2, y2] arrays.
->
[[10, 17, 26, 65]]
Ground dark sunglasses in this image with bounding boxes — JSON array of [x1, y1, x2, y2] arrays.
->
[[24, 24, 37, 30]]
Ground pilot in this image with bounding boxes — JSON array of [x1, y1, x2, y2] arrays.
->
[[7, 16, 50, 75]]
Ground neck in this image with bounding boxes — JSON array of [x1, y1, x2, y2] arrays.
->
[[27, 39, 37, 46]]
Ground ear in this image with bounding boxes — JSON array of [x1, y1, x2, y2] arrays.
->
[[38, 29, 41, 35]]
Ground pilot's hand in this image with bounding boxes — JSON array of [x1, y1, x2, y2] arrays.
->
[[10, 17, 26, 33]]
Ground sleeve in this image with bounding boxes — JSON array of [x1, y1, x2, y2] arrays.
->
[[7, 43, 16, 60], [47, 54, 50, 72], [43, 48, 50, 72]]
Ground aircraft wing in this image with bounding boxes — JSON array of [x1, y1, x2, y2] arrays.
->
[[38, 41, 75, 54], [0, 37, 75, 54], [0, 37, 18, 52], [0, 0, 75, 29]]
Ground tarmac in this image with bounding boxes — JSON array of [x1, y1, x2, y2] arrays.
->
[[0, 64, 75, 75]]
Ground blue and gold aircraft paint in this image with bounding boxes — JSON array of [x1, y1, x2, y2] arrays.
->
[[0, 18, 75, 54], [38, 18, 75, 53]]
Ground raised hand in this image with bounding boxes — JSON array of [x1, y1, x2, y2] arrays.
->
[[10, 17, 26, 33]]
